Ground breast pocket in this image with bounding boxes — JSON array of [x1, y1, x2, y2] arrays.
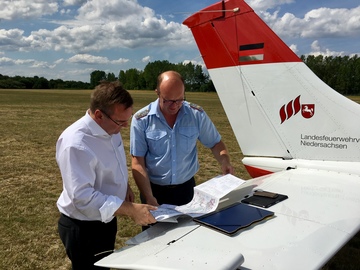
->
[[146, 130, 168, 156], [179, 127, 198, 152]]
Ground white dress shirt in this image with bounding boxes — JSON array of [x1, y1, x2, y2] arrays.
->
[[56, 111, 127, 223]]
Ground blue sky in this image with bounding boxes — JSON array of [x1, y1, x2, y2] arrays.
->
[[0, 0, 359, 83]]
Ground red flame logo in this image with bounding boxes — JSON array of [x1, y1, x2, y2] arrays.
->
[[279, 95, 301, 124]]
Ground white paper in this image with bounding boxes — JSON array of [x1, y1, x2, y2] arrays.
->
[[150, 174, 245, 222]]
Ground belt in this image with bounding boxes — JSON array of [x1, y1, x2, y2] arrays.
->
[[60, 213, 100, 224], [160, 184, 180, 189], [60, 213, 116, 224], [151, 177, 194, 189]]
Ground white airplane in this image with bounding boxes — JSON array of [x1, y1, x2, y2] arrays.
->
[[96, 0, 360, 269]]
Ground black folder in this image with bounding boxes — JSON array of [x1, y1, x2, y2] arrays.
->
[[193, 202, 274, 236], [241, 193, 288, 208]]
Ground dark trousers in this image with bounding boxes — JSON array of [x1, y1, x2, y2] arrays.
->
[[149, 177, 195, 206], [58, 214, 117, 270]]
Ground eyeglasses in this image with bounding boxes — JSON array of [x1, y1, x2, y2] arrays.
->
[[161, 96, 186, 106], [100, 110, 132, 127]]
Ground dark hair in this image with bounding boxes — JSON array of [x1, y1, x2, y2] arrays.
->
[[90, 81, 133, 114]]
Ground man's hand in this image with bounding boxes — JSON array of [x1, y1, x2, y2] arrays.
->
[[131, 203, 157, 226], [114, 201, 157, 226], [222, 162, 234, 175], [145, 195, 159, 207]]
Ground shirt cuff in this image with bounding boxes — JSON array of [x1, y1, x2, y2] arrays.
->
[[99, 196, 123, 223]]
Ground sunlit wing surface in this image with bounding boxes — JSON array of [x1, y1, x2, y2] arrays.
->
[[95, 220, 244, 269], [220, 169, 360, 269], [96, 168, 360, 269], [96, 0, 360, 269]]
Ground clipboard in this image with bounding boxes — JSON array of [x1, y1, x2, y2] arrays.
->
[[241, 191, 288, 208], [193, 202, 274, 236]]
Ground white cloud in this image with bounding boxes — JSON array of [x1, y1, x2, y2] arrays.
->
[[142, 56, 151, 62], [30, 60, 53, 69], [0, 55, 94, 80], [183, 59, 205, 69], [309, 40, 345, 57], [1, 0, 192, 54], [262, 5, 360, 39], [60, 9, 72, 15], [0, 29, 31, 51], [54, 58, 64, 65], [0, 57, 15, 66], [266, 11, 304, 38], [62, 0, 87, 7], [0, 0, 58, 20], [68, 54, 111, 64], [112, 58, 130, 64], [68, 53, 129, 64], [289, 44, 298, 54], [301, 7, 360, 38], [247, 0, 295, 11], [76, 0, 152, 22], [0, 56, 54, 69]]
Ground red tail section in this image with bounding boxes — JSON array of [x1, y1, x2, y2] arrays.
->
[[184, 0, 360, 164], [183, 0, 301, 69]]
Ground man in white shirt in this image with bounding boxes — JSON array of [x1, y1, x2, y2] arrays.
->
[[56, 81, 156, 270]]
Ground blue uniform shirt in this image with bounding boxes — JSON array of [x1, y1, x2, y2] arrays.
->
[[130, 99, 221, 185]]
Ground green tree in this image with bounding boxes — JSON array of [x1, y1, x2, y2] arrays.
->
[[302, 54, 360, 95], [352, 55, 360, 95], [176, 62, 211, 92], [143, 60, 175, 90], [107, 72, 116, 81], [90, 70, 107, 88], [124, 68, 141, 90], [0, 79, 25, 89], [32, 76, 49, 89], [49, 79, 66, 89], [118, 70, 126, 85]]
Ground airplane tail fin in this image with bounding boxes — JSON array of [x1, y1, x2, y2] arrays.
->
[[183, 0, 360, 166]]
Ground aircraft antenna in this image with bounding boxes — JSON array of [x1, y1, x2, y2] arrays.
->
[[195, 7, 240, 13]]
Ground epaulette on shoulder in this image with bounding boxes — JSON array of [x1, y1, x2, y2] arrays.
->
[[135, 109, 149, 120], [189, 102, 204, 112]]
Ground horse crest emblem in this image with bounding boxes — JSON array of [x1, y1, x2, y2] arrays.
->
[[279, 96, 316, 123], [301, 104, 315, 119]]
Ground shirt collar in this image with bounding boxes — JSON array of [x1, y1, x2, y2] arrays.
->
[[149, 99, 159, 116], [84, 110, 110, 137]]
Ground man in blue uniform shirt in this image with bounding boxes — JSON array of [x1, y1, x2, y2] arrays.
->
[[130, 71, 234, 207]]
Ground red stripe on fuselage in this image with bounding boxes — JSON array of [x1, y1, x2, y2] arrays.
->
[[244, 165, 274, 178]]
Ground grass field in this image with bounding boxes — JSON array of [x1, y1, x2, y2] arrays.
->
[[0, 89, 359, 269]]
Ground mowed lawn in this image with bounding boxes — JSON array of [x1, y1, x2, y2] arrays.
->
[[0, 89, 359, 269]]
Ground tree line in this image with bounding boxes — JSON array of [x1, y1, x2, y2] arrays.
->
[[300, 54, 360, 96], [0, 74, 92, 90], [91, 61, 214, 92], [0, 56, 359, 95]]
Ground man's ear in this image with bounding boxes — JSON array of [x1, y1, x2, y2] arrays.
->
[[94, 109, 103, 120], [155, 89, 159, 95]]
